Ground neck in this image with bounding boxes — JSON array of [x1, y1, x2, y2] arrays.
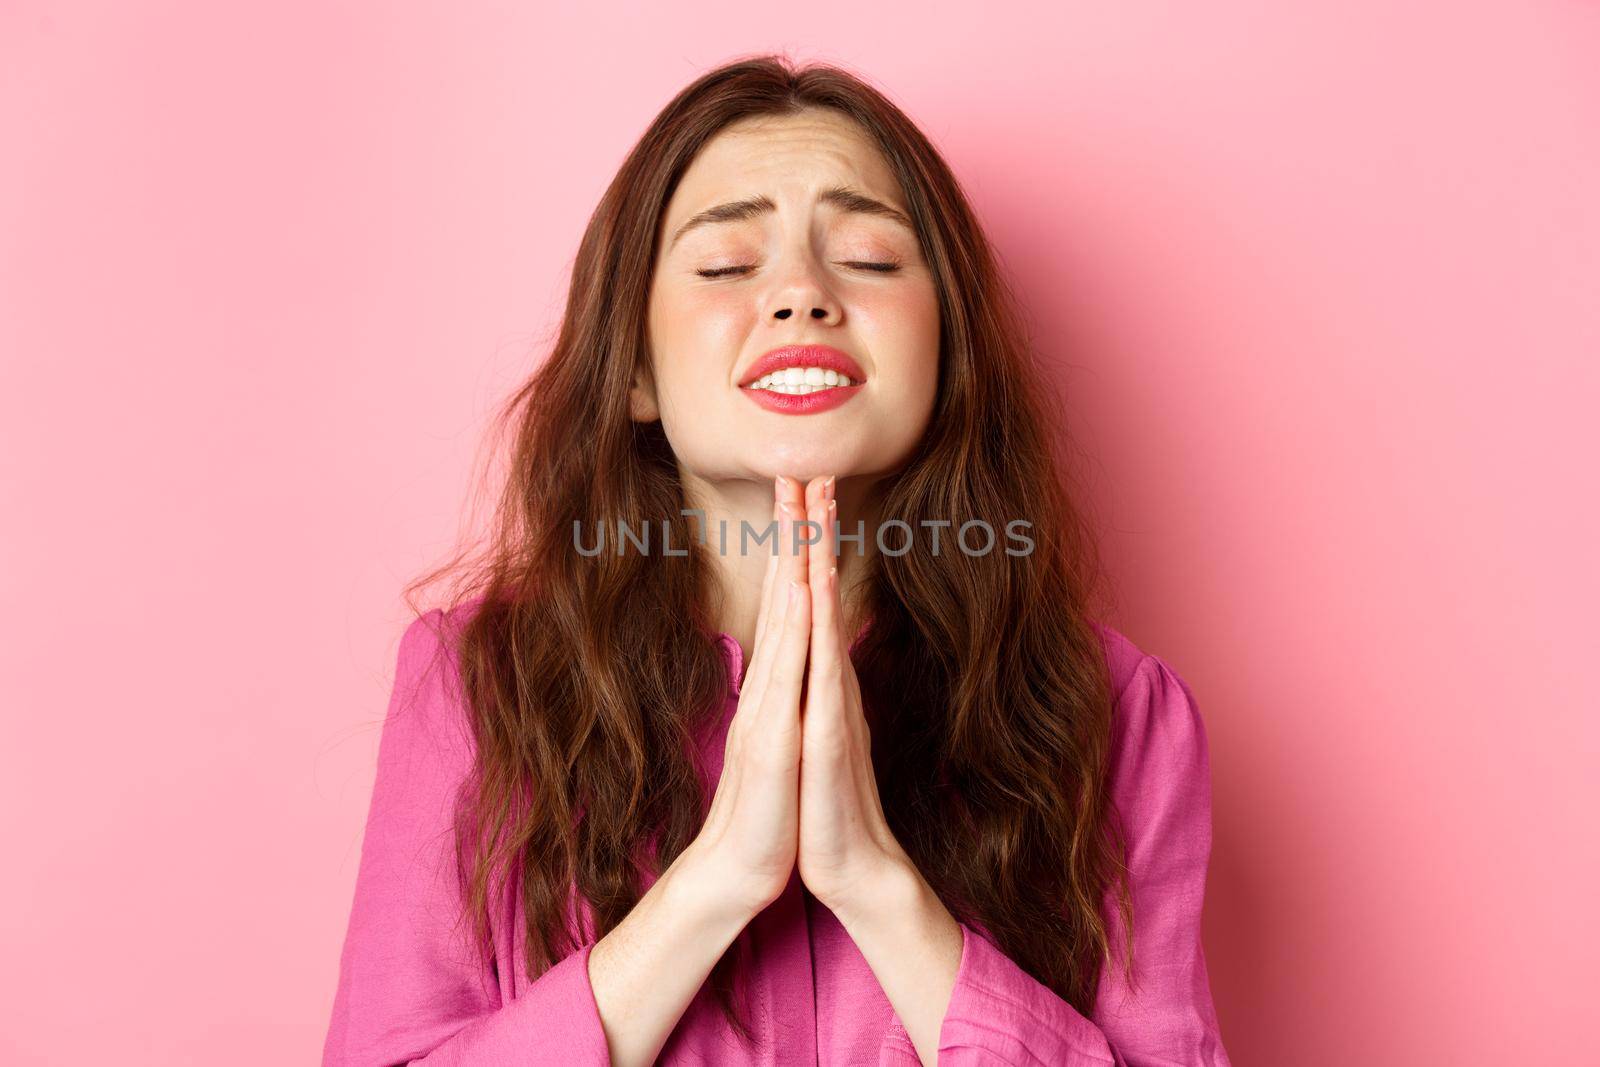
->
[[680, 470, 882, 663]]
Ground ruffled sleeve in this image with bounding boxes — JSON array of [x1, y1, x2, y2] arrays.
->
[[882, 651, 1230, 1066], [322, 609, 612, 1066]]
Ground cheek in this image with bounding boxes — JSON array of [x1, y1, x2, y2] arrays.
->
[[651, 287, 748, 392], [855, 283, 942, 384]]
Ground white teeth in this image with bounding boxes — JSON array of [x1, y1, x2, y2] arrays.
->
[[748, 366, 857, 393]]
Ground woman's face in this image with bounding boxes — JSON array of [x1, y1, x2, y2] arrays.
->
[[639, 108, 941, 489]]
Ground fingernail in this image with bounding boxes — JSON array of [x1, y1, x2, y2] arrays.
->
[[825, 474, 836, 500]]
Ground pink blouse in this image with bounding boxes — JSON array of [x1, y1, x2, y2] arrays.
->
[[322, 604, 1231, 1065]]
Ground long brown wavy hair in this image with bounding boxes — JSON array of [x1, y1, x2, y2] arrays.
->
[[406, 52, 1135, 1045]]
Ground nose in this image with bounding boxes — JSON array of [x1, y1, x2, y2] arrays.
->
[[766, 253, 841, 324], [775, 305, 832, 321]]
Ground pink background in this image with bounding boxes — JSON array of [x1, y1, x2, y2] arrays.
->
[[4, 3, 1596, 1064]]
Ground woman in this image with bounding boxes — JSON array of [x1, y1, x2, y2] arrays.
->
[[323, 55, 1231, 1066]]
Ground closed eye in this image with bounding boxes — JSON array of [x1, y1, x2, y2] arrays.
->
[[695, 261, 901, 279]]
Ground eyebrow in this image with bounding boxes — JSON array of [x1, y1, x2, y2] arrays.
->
[[667, 185, 915, 249]]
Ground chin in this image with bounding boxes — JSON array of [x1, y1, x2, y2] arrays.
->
[[752, 440, 865, 480]]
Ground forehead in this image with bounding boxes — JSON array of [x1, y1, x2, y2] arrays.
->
[[663, 109, 906, 225]]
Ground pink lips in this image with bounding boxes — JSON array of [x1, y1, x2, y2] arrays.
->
[[738, 344, 867, 416], [738, 344, 867, 387]]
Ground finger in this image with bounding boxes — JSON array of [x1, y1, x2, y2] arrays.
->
[[804, 473, 826, 515], [745, 475, 809, 725], [731, 580, 805, 873], [801, 475, 826, 571], [827, 476, 850, 651], [784, 473, 812, 598], [804, 476, 834, 621], [762, 575, 811, 734], [778, 495, 808, 604], [742, 480, 791, 711], [807, 475, 848, 653], [750, 482, 783, 656], [769, 473, 810, 691], [715, 557, 797, 811], [807, 488, 843, 686]]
